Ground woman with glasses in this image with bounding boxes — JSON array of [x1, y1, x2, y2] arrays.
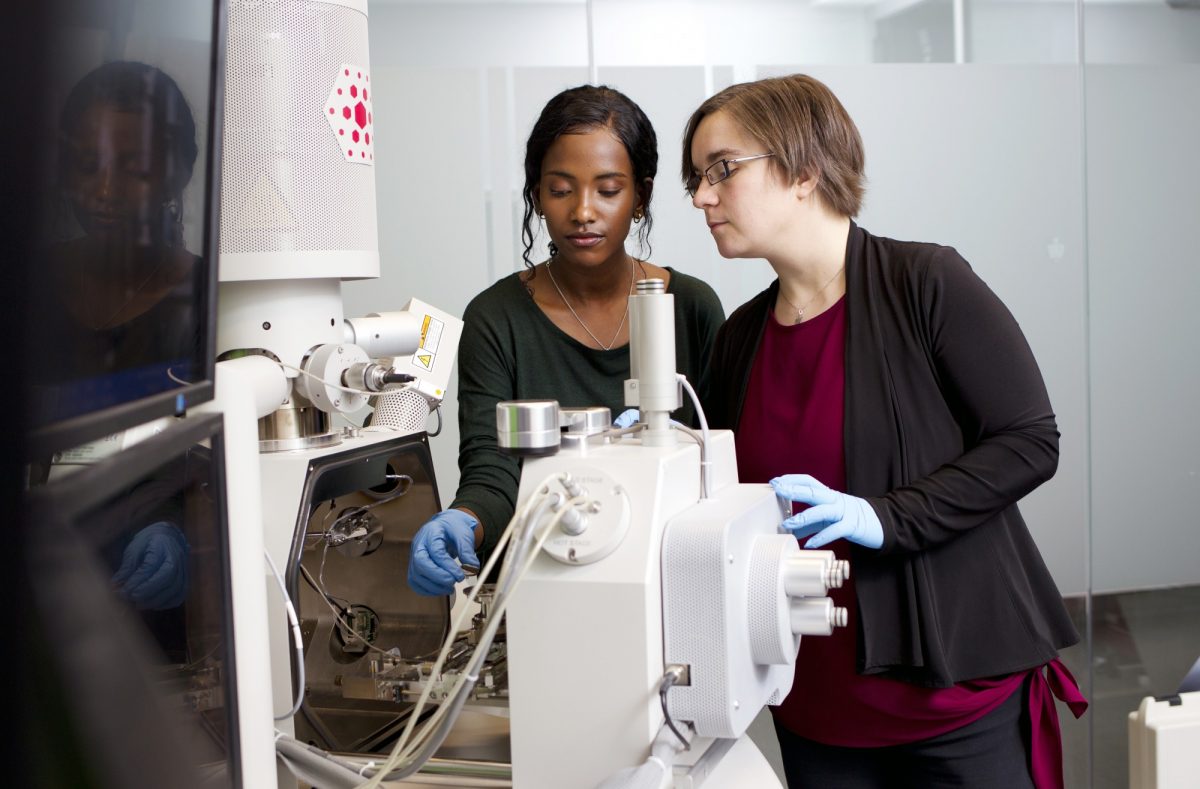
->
[[406, 85, 725, 596], [683, 74, 1085, 789]]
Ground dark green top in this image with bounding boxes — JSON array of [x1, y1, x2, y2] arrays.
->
[[450, 267, 725, 557]]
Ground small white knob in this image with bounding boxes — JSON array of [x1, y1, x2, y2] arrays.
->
[[558, 507, 588, 536]]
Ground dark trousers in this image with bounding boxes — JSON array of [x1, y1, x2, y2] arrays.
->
[[773, 683, 1034, 789]]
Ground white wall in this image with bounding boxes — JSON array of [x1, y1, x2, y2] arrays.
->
[[349, 0, 1200, 596]]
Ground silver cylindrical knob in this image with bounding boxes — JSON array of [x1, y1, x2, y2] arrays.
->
[[783, 554, 836, 597], [789, 597, 848, 636], [496, 400, 560, 457], [783, 550, 849, 596], [560, 407, 612, 435]]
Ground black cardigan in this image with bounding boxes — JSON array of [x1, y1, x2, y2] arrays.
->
[[706, 223, 1079, 687]]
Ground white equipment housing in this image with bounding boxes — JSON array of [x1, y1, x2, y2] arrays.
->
[[213, 3, 463, 787], [1129, 691, 1200, 789], [217, 0, 419, 424], [369, 298, 465, 431], [220, 0, 377, 282], [502, 278, 846, 788], [664, 485, 799, 738], [506, 430, 844, 788]]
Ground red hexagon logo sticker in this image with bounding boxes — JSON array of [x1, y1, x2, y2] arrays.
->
[[324, 64, 373, 165]]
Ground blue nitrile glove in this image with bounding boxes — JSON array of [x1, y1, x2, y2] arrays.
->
[[770, 474, 884, 550], [112, 522, 190, 610], [613, 409, 640, 429], [407, 509, 480, 596]]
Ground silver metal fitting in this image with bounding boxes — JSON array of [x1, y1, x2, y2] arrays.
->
[[343, 362, 390, 393]]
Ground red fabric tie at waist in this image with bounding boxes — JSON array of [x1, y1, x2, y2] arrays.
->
[[1029, 658, 1089, 789]]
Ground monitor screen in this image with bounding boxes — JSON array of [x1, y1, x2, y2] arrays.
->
[[27, 0, 224, 458], [26, 414, 241, 789]]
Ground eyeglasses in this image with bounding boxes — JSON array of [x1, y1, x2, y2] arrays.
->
[[686, 153, 774, 196]]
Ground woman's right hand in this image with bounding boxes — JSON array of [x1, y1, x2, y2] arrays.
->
[[407, 510, 481, 596]]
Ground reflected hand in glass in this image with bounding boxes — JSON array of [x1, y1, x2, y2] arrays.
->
[[112, 521, 191, 610]]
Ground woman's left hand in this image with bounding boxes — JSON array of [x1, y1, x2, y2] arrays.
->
[[770, 474, 883, 550]]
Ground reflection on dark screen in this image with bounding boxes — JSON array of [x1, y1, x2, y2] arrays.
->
[[31, 3, 216, 430], [80, 442, 238, 788]]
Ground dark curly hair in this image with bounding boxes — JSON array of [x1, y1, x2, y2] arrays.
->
[[520, 85, 657, 268]]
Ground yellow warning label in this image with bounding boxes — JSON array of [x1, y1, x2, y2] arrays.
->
[[410, 315, 444, 373], [423, 316, 444, 353]]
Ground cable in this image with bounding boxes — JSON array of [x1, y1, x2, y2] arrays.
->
[[394, 497, 582, 778], [676, 374, 713, 498], [427, 404, 443, 437], [265, 550, 306, 721], [318, 538, 334, 594], [165, 366, 192, 385], [365, 493, 586, 785], [299, 562, 350, 607], [355, 474, 578, 787], [676, 374, 710, 438], [375, 488, 554, 770], [298, 564, 399, 661], [658, 668, 692, 749], [381, 372, 415, 384], [357, 494, 539, 787], [323, 479, 414, 534], [277, 360, 416, 399]]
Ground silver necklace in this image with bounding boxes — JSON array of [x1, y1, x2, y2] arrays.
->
[[546, 256, 636, 350], [778, 265, 845, 325]]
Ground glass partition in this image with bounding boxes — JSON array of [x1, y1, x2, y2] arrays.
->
[[1083, 2, 1200, 786]]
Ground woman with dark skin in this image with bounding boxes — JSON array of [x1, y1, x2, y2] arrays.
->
[[36, 61, 203, 610], [45, 60, 202, 385], [56, 62, 197, 311], [407, 85, 725, 595], [684, 74, 1086, 789]]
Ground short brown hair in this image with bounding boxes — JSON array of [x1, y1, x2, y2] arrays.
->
[[681, 74, 865, 217]]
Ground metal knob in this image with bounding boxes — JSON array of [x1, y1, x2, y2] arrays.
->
[[560, 407, 612, 435], [496, 400, 561, 457]]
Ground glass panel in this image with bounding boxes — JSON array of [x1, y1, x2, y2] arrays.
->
[[1084, 2, 1200, 786], [31, 0, 219, 429], [31, 420, 239, 788]]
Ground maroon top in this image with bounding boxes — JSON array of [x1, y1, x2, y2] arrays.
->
[[734, 298, 1086, 780]]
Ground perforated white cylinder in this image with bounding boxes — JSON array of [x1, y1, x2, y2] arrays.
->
[[220, 0, 378, 281], [747, 534, 801, 667]]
